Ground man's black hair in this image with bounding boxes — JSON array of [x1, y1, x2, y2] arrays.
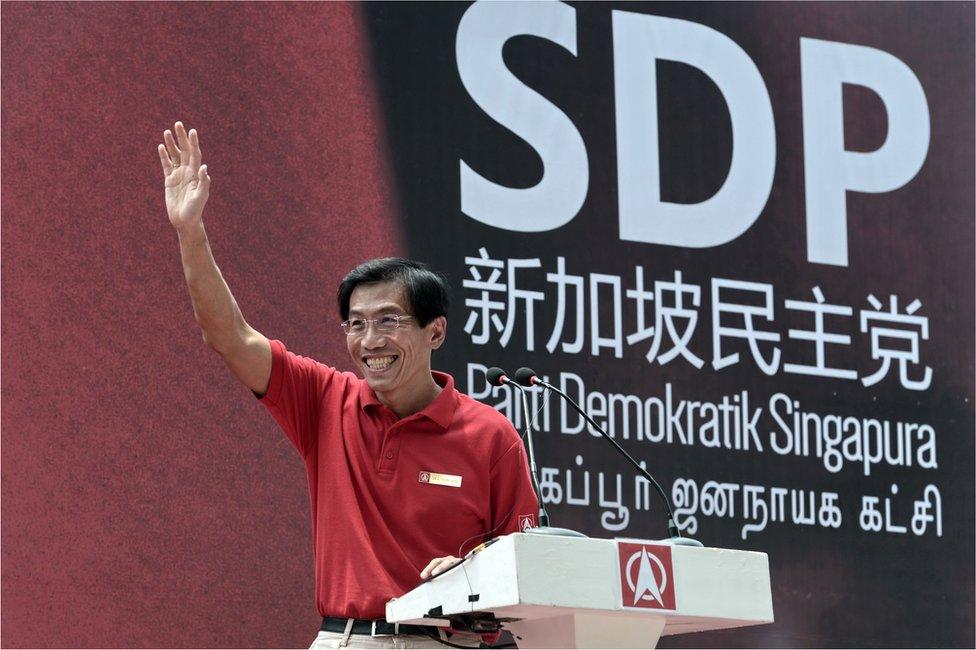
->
[[338, 258, 450, 327]]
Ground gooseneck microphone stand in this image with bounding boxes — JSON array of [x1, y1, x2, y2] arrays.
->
[[487, 367, 587, 538], [514, 367, 702, 547]]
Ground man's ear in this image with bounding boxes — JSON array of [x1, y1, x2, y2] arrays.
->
[[429, 316, 447, 350]]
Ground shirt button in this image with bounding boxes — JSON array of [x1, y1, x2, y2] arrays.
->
[[385, 451, 394, 459]]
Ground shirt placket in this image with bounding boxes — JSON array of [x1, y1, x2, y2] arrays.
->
[[377, 418, 407, 475]]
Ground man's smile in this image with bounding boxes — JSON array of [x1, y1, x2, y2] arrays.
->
[[364, 355, 398, 371]]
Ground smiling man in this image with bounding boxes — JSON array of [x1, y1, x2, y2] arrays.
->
[[159, 122, 538, 649]]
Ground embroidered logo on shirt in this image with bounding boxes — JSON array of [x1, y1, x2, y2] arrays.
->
[[419, 471, 462, 488], [519, 514, 536, 531]]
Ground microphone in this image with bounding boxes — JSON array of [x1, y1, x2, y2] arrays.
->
[[486, 367, 550, 528], [486, 366, 510, 387], [514, 367, 701, 546], [513, 367, 539, 388], [486, 368, 585, 538]]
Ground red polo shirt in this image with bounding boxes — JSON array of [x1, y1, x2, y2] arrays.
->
[[259, 340, 538, 619]]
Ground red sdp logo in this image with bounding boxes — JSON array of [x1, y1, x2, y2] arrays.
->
[[617, 541, 676, 610]]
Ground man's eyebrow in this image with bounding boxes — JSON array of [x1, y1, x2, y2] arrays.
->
[[348, 304, 407, 317]]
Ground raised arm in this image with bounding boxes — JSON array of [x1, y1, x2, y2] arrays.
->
[[159, 121, 272, 395]]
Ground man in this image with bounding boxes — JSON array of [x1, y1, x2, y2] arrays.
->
[[159, 122, 539, 649]]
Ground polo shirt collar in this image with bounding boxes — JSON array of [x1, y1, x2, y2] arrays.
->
[[360, 371, 458, 430]]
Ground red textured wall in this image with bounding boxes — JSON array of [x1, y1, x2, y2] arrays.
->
[[1, 4, 402, 647]]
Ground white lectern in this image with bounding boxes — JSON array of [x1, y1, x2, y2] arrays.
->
[[387, 533, 773, 648]]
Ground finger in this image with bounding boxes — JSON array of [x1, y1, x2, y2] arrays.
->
[[198, 164, 210, 190], [420, 559, 440, 579], [163, 130, 181, 166], [430, 559, 449, 577], [431, 557, 460, 577], [421, 557, 451, 579], [188, 128, 202, 169], [174, 121, 190, 164], [158, 144, 174, 176]]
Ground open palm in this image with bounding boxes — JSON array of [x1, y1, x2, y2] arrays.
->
[[158, 121, 211, 229]]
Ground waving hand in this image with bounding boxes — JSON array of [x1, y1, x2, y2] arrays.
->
[[158, 121, 211, 230]]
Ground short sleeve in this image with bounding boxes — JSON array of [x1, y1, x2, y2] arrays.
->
[[259, 339, 335, 458], [488, 438, 540, 536]]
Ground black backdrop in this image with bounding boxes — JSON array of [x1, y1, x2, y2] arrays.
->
[[362, 3, 974, 647]]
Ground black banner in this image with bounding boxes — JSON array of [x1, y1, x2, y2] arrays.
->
[[362, 2, 974, 647]]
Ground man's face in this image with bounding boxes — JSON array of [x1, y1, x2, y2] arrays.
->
[[345, 281, 445, 399]]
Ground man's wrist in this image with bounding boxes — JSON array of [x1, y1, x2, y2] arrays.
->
[[175, 219, 207, 244]]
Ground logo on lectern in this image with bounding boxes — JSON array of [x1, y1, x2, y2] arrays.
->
[[617, 541, 676, 610]]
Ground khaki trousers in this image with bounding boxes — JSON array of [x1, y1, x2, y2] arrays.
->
[[309, 629, 443, 649], [309, 619, 479, 649]]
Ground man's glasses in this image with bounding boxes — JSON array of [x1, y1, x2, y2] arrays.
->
[[340, 314, 414, 335]]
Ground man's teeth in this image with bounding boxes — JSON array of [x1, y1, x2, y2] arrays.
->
[[365, 356, 397, 370]]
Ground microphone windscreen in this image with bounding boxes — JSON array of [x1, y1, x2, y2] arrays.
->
[[514, 367, 537, 386], [486, 367, 508, 386]]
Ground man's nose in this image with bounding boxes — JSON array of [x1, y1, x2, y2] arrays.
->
[[361, 324, 387, 347]]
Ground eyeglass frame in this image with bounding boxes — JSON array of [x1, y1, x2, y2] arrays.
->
[[340, 313, 416, 336]]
